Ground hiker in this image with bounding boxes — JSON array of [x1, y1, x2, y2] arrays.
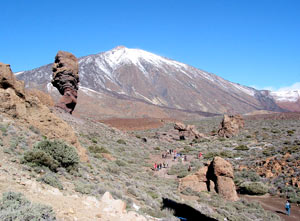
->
[[154, 163, 157, 171], [285, 200, 291, 216], [198, 152, 202, 159], [188, 165, 191, 172], [184, 155, 187, 161]]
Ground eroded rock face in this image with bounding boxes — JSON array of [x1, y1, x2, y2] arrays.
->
[[179, 157, 238, 201], [0, 62, 87, 161], [174, 122, 204, 140], [217, 114, 244, 138], [207, 157, 238, 201], [52, 51, 79, 114]]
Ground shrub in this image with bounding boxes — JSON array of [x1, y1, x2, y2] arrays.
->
[[23, 140, 79, 172], [88, 145, 109, 154], [117, 139, 126, 145], [204, 152, 219, 159], [167, 163, 189, 178], [37, 173, 63, 190], [23, 150, 59, 171], [0, 191, 56, 220], [234, 145, 249, 151], [74, 181, 94, 194], [238, 182, 269, 195]]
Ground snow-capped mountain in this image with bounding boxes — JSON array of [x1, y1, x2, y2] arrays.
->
[[269, 90, 300, 112], [17, 46, 283, 117]]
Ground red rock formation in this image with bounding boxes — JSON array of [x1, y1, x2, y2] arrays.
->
[[52, 51, 79, 114], [179, 157, 239, 201], [217, 114, 244, 138], [207, 157, 238, 201], [174, 122, 204, 140], [0, 62, 87, 162]]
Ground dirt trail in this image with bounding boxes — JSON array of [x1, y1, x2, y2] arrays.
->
[[242, 195, 300, 221], [149, 151, 197, 178]]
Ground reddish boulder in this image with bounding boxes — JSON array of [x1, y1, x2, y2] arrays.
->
[[179, 157, 238, 201], [207, 157, 238, 201], [217, 114, 244, 138], [179, 166, 208, 192], [174, 122, 204, 140], [52, 51, 79, 114]]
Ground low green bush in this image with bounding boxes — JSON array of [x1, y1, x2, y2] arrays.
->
[[117, 139, 126, 145], [167, 163, 189, 178], [234, 145, 249, 151], [22, 139, 79, 172], [88, 145, 109, 154], [37, 173, 63, 190], [74, 181, 94, 194], [238, 182, 269, 195], [0, 191, 56, 220]]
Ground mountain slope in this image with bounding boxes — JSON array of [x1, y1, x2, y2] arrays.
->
[[17, 46, 283, 116]]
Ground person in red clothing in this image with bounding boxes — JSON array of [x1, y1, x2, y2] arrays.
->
[[198, 152, 202, 159], [154, 163, 157, 171]]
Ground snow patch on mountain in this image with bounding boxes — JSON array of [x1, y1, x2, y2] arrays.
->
[[271, 90, 300, 102]]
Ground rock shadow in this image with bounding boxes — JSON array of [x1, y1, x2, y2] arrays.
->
[[161, 198, 217, 221]]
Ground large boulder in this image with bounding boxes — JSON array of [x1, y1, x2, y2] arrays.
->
[[0, 62, 25, 98], [217, 114, 244, 138], [174, 122, 204, 140], [52, 51, 79, 114], [207, 157, 238, 201], [179, 157, 238, 201], [0, 62, 87, 161], [179, 167, 208, 192]]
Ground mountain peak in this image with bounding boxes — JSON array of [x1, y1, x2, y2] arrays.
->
[[112, 45, 127, 51]]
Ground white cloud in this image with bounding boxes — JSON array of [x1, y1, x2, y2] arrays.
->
[[277, 82, 300, 92], [252, 82, 300, 92]]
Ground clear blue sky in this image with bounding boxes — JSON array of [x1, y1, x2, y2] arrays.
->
[[1, 0, 299, 90]]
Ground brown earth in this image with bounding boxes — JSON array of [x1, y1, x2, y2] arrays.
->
[[242, 195, 300, 221], [99, 118, 176, 131]]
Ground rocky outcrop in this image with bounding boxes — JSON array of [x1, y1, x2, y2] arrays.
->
[[179, 157, 238, 201], [52, 51, 79, 114], [174, 122, 204, 140], [217, 114, 244, 138], [26, 89, 54, 107], [0, 62, 87, 161], [207, 157, 238, 201], [247, 153, 300, 188]]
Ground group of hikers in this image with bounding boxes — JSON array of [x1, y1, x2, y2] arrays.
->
[[153, 149, 204, 172], [153, 162, 169, 171]]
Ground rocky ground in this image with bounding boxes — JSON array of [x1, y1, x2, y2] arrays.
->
[[1, 63, 299, 220]]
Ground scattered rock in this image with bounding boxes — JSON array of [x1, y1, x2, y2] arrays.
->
[[217, 114, 244, 138], [52, 51, 79, 114]]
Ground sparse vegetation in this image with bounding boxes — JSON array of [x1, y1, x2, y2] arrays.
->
[[234, 145, 249, 151], [37, 173, 63, 190], [238, 182, 269, 195], [0, 191, 56, 220]]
